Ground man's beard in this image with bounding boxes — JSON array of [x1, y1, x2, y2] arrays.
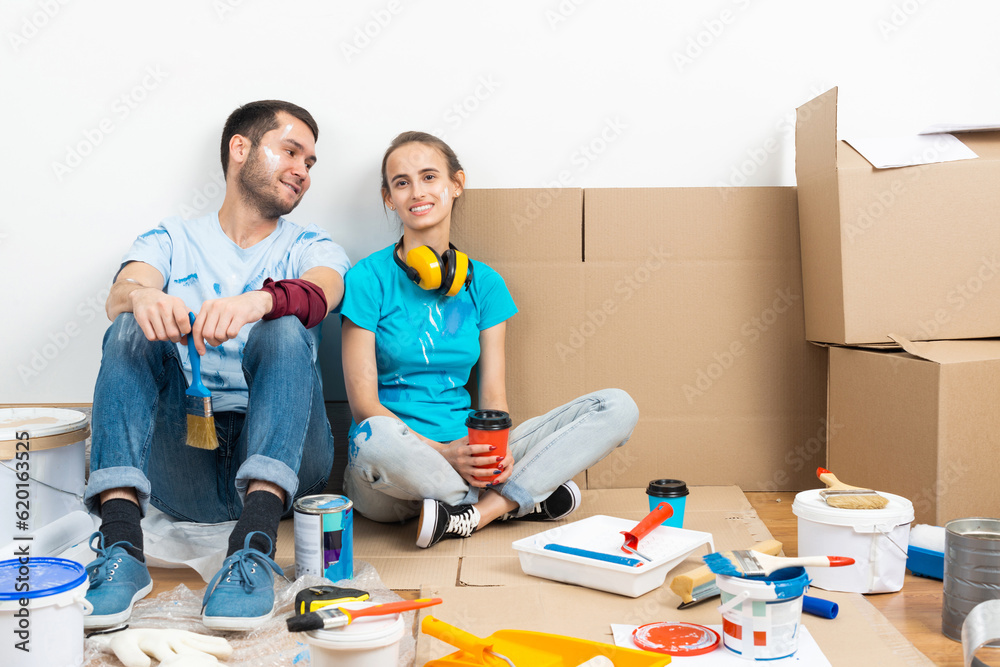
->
[[237, 147, 300, 219]]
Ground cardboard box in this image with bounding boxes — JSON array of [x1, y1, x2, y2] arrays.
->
[[795, 87, 1000, 345], [454, 187, 827, 491], [828, 339, 1000, 525]]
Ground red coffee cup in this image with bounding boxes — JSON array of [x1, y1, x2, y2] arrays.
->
[[466, 410, 512, 482]]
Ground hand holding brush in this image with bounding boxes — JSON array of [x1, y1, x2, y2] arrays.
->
[[185, 312, 219, 450]]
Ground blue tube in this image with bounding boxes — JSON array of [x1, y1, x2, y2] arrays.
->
[[802, 595, 839, 619]]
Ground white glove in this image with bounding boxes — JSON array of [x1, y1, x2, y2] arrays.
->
[[97, 628, 233, 667]]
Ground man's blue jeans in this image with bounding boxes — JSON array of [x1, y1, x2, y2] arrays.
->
[[85, 314, 334, 522]]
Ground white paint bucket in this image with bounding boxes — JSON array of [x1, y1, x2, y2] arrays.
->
[[0, 408, 89, 545], [792, 489, 913, 593], [304, 601, 406, 667], [0, 557, 92, 667], [716, 567, 811, 660]]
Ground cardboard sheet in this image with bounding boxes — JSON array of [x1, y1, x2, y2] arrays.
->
[[338, 487, 763, 591], [415, 583, 933, 666], [450, 187, 827, 492]]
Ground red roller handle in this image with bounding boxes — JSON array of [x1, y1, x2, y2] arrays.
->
[[621, 502, 674, 552]]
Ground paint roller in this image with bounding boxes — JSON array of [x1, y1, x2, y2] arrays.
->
[[670, 538, 782, 607]]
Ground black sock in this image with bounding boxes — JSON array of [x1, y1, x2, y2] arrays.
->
[[228, 490, 283, 557], [99, 498, 144, 562]]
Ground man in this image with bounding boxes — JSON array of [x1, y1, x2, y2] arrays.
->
[[83, 100, 350, 631]]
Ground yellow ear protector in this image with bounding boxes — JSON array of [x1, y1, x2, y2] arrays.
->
[[393, 239, 473, 297]]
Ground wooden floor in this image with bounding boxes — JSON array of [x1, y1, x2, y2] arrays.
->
[[147, 492, 996, 666]]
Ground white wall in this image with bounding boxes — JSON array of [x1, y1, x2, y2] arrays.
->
[[3, 0, 999, 403]]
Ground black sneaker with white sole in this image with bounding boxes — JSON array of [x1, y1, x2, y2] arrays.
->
[[416, 500, 481, 548], [501, 480, 582, 522]]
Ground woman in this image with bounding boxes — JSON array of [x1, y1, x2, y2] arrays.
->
[[341, 131, 638, 548]]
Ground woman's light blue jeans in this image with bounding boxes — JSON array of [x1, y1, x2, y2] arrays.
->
[[84, 314, 334, 522], [344, 388, 639, 523]]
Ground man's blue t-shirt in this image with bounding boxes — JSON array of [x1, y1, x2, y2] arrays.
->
[[340, 244, 518, 442], [120, 212, 351, 413]]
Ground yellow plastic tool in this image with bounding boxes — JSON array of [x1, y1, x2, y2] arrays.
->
[[421, 616, 671, 666]]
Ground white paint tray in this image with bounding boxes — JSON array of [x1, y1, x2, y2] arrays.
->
[[511, 515, 714, 597]]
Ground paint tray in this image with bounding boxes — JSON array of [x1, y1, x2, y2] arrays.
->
[[422, 616, 672, 666], [512, 514, 714, 597]]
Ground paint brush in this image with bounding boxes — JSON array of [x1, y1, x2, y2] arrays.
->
[[286, 597, 443, 633], [672, 539, 783, 606], [817, 467, 889, 510], [703, 549, 854, 578], [185, 311, 218, 450]]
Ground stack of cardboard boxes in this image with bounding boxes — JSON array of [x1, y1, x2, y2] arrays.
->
[[795, 87, 1000, 525]]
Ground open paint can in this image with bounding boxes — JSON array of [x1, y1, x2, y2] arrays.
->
[[294, 494, 354, 581], [0, 557, 91, 667], [304, 601, 406, 667], [716, 567, 811, 661], [0, 408, 89, 545], [792, 488, 913, 593], [942, 518, 1000, 641]]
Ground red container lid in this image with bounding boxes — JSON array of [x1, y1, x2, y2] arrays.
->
[[632, 621, 720, 656]]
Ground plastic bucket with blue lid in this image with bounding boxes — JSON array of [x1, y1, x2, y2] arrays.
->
[[0, 557, 92, 667], [716, 566, 811, 661]]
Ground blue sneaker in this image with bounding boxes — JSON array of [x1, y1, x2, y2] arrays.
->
[[202, 531, 285, 631], [83, 532, 153, 630]]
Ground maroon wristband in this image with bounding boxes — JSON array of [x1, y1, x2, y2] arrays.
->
[[259, 278, 328, 328]]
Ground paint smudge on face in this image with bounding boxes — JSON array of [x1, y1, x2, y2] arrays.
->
[[281, 124, 293, 139], [263, 146, 280, 176]]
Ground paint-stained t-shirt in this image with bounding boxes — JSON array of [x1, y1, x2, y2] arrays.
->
[[340, 244, 517, 442], [119, 213, 351, 413]]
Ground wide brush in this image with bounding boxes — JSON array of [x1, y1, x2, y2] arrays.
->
[[817, 467, 889, 510], [185, 311, 219, 450], [703, 549, 854, 577], [286, 597, 443, 632]]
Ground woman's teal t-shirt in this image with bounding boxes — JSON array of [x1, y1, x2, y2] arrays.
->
[[340, 244, 518, 442]]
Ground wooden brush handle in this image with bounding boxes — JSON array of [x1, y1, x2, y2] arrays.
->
[[817, 467, 862, 491]]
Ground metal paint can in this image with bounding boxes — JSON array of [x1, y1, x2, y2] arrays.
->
[[942, 517, 1000, 641], [294, 494, 354, 581]]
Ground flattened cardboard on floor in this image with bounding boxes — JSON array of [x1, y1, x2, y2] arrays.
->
[[415, 582, 933, 665], [828, 341, 1000, 525], [796, 87, 1000, 345], [335, 487, 761, 591]]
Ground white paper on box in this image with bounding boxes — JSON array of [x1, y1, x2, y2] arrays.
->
[[843, 133, 977, 169], [919, 122, 1000, 134]]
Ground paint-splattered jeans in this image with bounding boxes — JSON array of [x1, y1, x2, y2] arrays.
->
[[344, 388, 639, 522], [84, 313, 334, 521]]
